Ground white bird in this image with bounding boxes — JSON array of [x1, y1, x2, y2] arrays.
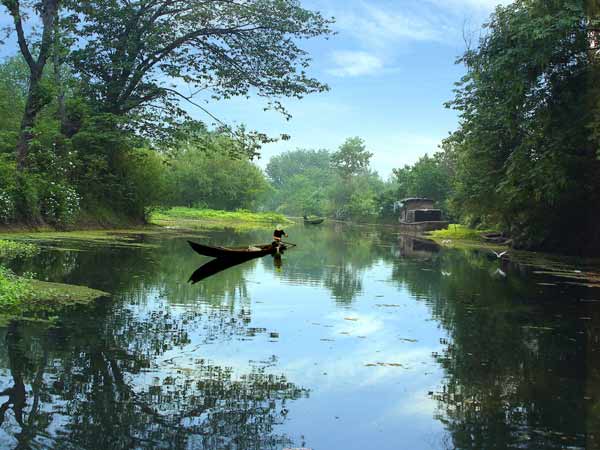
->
[[491, 250, 508, 258], [441, 271, 452, 276]]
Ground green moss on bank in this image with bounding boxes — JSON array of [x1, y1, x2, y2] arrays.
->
[[0, 266, 109, 324], [427, 224, 505, 250], [429, 224, 489, 241], [150, 207, 292, 230]]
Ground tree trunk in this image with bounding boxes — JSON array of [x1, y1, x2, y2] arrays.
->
[[16, 70, 43, 169], [53, 51, 67, 134], [4, 0, 60, 169]]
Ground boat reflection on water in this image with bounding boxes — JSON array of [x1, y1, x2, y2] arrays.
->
[[188, 257, 253, 284], [273, 253, 283, 272], [189, 249, 286, 284], [395, 235, 440, 260]]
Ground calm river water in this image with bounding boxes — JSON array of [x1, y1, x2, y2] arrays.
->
[[1, 223, 600, 449]]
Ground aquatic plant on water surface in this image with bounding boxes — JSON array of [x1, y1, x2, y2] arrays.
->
[[0, 266, 33, 308]]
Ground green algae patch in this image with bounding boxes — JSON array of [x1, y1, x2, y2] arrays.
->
[[428, 225, 504, 248], [0, 266, 109, 324], [0, 228, 165, 251], [0, 227, 203, 247], [429, 226, 600, 287], [27, 280, 109, 304]]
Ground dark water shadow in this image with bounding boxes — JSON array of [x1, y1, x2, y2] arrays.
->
[[189, 250, 287, 284], [188, 257, 260, 284]]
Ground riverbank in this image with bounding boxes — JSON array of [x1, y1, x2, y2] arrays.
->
[[0, 240, 109, 323], [427, 224, 506, 250], [150, 207, 293, 230], [0, 209, 146, 234]]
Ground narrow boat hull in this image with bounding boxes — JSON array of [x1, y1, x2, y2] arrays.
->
[[187, 241, 285, 258], [304, 219, 324, 225]]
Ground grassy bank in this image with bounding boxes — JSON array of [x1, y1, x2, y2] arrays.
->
[[150, 207, 292, 230], [0, 266, 109, 323], [427, 224, 505, 249], [0, 240, 109, 322]]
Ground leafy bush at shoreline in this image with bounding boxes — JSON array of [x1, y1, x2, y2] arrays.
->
[[0, 239, 39, 259], [0, 266, 32, 307]]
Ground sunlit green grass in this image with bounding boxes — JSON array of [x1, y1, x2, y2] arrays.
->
[[428, 224, 492, 241], [151, 207, 292, 228]]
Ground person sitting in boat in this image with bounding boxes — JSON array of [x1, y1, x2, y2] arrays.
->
[[273, 224, 288, 245]]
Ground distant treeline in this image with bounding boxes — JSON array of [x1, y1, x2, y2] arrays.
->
[[263, 139, 387, 220], [260, 143, 452, 223]]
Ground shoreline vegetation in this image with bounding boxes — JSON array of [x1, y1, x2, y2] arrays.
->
[[150, 207, 293, 230], [0, 240, 108, 323], [427, 225, 505, 249]]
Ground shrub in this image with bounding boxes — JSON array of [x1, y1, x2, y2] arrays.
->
[[40, 181, 81, 226], [0, 266, 31, 306], [0, 190, 15, 223], [0, 240, 39, 259]]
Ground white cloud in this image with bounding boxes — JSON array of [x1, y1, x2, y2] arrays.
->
[[428, 0, 513, 11], [327, 50, 384, 77], [334, 3, 450, 50]]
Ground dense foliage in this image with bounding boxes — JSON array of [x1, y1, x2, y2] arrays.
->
[[386, 151, 454, 217], [0, 0, 332, 227], [442, 0, 600, 253], [264, 139, 388, 220], [167, 137, 269, 210]]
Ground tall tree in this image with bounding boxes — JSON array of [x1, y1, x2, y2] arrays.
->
[[66, 0, 333, 150], [446, 0, 600, 253], [2, 0, 60, 169], [330, 137, 373, 178], [266, 148, 331, 188], [392, 153, 452, 203]]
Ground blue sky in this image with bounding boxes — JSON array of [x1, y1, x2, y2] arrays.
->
[[0, 0, 510, 177], [196, 0, 510, 177]]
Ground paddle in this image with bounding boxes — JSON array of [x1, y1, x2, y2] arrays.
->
[[280, 241, 297, 247]]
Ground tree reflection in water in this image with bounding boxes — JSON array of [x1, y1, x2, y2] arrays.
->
[[5, 226, 600, 449], [0, 306, 308, 449], [388, 243, 596, 449]]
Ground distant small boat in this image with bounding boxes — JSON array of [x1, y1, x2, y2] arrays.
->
[[188, 241, 285, 258], [303, 216, 324, 225]]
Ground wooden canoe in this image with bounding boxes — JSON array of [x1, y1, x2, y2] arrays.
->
[[187, 240, 285, 258], [303, 218, 324, 225]]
